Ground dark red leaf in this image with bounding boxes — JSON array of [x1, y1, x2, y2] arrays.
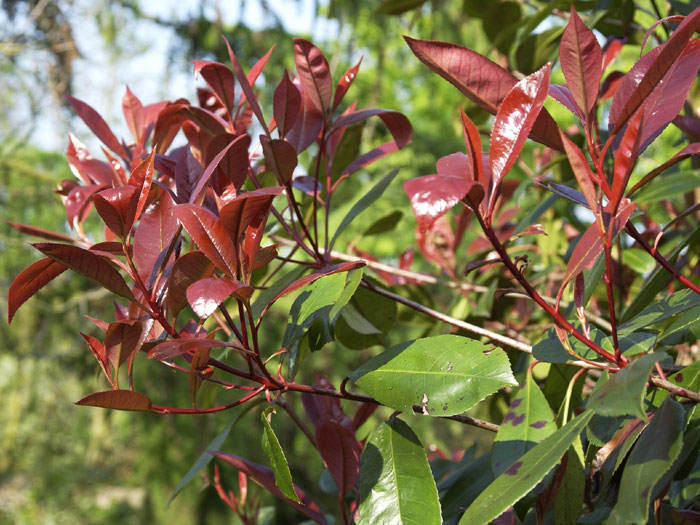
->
[[341, 142, 399, 178], [166, 251, 215, 317], [174, 147, 203, 203], [274, 70, 302, 138], [174, 204, 238, 277], [148, 337, 238, 361], [549, 84, 585, 122], [193, 60, 236, 115], [241, 43, 277, 107], [599, 71, 625, 100], [252, 244, 278, 271], [333, 57, 362, 112], [352, 403, 378, 430], [133, 191, 178, 285], [223, 37, 269, 134], [610, 7, 700, 135], [189, 134, 250, 204], [286, 78, 325, 153], [5, 221, 75, 243], [293, 38, 333, 115], [559, 6, 602, 117], [559, 132, 600, 212], [65, 94, 129, 161], [34, 243, 134, 300], [219, 187, 283, 243], [105, 320, 145, 374], [489, 63, 551, 213], [122, 86, 145, 142], [673, 115, 700, 140], [206, 133, 252, 192], [186, 277, 252, 318], [8, 257, 66, 323], [75, 390, 152, 412], [153, 101, 189, 154], [602, 38, 625, 71], [460, 108, 484, 186], [183, 105, 229, 137], [315, 421, 361, 499], [612, 110, 643, 210], [404, 36, 564, 151], [260, 137, 298, 183], [416, 214, 455, 272], [81, 333, 112, 384], [94, 186, 140, 238], [331, 108, 412, 149], [211, 452, 327, 524]]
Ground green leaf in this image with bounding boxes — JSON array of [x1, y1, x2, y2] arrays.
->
[[491, 374, 557, 476], [350, 335, 517, 416], [362, 210, 403, 236], [260, 407, 299, 503], [375, 0, 426, 15], [554, 439, 585, 525], [622, 248, 655, 274], [602, 332, 657, 357], [335, 285, 397, 349], [660, 304, 700, 344], [330, 169, 399, 250], [632, 171, 700, 203], [649, 360, 700, 409], [607, 398, 685, 524], [587, 353, 667, 420], [619, 289, 700, 335], [252, 266, 306, 319], [167, 400, 261, 506], [459, 410, 594, 525], [330, 122, 364, 181], [532, 326, 605, 363], [439, 453, 493, 522], [356, 417, 441, 524]]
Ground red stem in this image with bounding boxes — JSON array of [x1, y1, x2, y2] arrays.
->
[[151, 387, 265, 414]]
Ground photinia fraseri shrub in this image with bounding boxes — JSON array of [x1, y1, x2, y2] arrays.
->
[[5, 8, 700, 525]]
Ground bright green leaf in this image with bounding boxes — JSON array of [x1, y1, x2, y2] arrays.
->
[[356, 417, 441, 524], [260, 407, 299, 503], [350, 335, 517, 416], [459, 410, 595, 525], [602, 332, 657, 357], [619, 289, 700, 335]]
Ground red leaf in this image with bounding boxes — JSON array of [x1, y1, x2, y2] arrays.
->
[[66, 133, 117, 186], [352, 403, 378, 430], [301, 375, 354, 430], [8, 257, 66, 323], [94, 186, 140, 238], [460, 108, 484, 186], [333, 57, 362, 112], [105, 320, 146, 374], [404, 153, 483, 232], [130, 150, 156, 222], [75, 390, 152, 412], [166, 251, 215, 318], [186, 277, 252, 318], [5, 221, 75, 243], [33, 243, 134, 300], [341, 142, 398, 178], [489, 63, 551, 212], [122, 86, 145, 143], [212, 452, 328, 524], [153, 101, 189, 154], [133, 191, 178, 285], [612, 110, 643, 210], [241, 43, 277, 107], [286, 79, 324, 154], [315, 421, 361, 499], [193, 60, 236, 115], [260, 137, 298, 183], [610, 7, 700, 135], [174, 204, 238, 277], [65, 184, 108, 228], [416, 214, 455, 272], [223, 37, 269, 134], [274, 70, 302, 138], [549, 84, 585, 122], [148, 337, 238, 361], [293, 38, 333, 115], [65, 95, 129, 161], [602, 38, 625, 71], [189, 134, 251, 204], [81, 333, 112, 384], [559, 132, 600, 212], [331, 108, 412, 149], [404, 37, 563, 151], [219, 187, 283, 243], [205, 133, 252, 192], [600, 71, 625, 101], [559, 6, 602, 117], [174, 146, 203, 203]]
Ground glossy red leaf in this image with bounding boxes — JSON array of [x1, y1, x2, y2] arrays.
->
[[315, 421, 361, 500], [404, 153, 483, 232], [223, 37, 269, 134], [122, 86, 145, 143], [610, 7, 700, 135], [612, 110, 643, 211], [65, 184, 108, 228], [559, 132, 600, 212], [33, 243, 134, 300], [167, 251, 215, 317], [174, 204, 238, 277], [273, 70, 302, 138], [148, 337, 238, 361], [189, 134, 250, 204], [94, 186, 140, 238], [186, 277, 252, 318], [8, 257, 66, 323], [260, 137, 298, 183], [193, 60, 236, 115], [105, 320, 145, 375], [460, 108, 484, 185], [65, 94, 129, 161], [130, 150, 156, 222], [333, 57, 362, 112], [286, 80, 324, 154], [252, 244, 278, 272], [404, 36, 563, 151], [153, 101, 189, 154], [5, 221, 75, 243], [211, 452, 327, 524], [560, 6, 602, 117], [133, 192, 178, 285], [489, 63, 551, 212], [219, 187, 283, 243], [75, 390, 152, 412], [293, 38, 333, 115], [66, 133, 117, 186], [628, 142, 700, 196], [332, 108, 412, 150]]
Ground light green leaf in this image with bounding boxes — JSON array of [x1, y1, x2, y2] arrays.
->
[[459, 410, 595, 525], [356, 417, 441, 524], [492, 374, 557, 476], [602, 332, 657, 357], [619, 289, 700, 335], [606, 398, 684, 524], [622, 248, 655, 274], [350, 335, 517, 417], [660, 304, 700, 344], [633, 171, 700, 203], [330, 168, 399, 250], [261, 407, 299, 503], [252, 266, 306, 319], [649, 360, 700, 409], [588, 353, 666, 420]]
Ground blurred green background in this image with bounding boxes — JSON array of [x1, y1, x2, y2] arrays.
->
[[1, 0, 694, 523]]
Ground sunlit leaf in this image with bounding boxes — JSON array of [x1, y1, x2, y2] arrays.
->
[[75, 390, 152, 412]]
